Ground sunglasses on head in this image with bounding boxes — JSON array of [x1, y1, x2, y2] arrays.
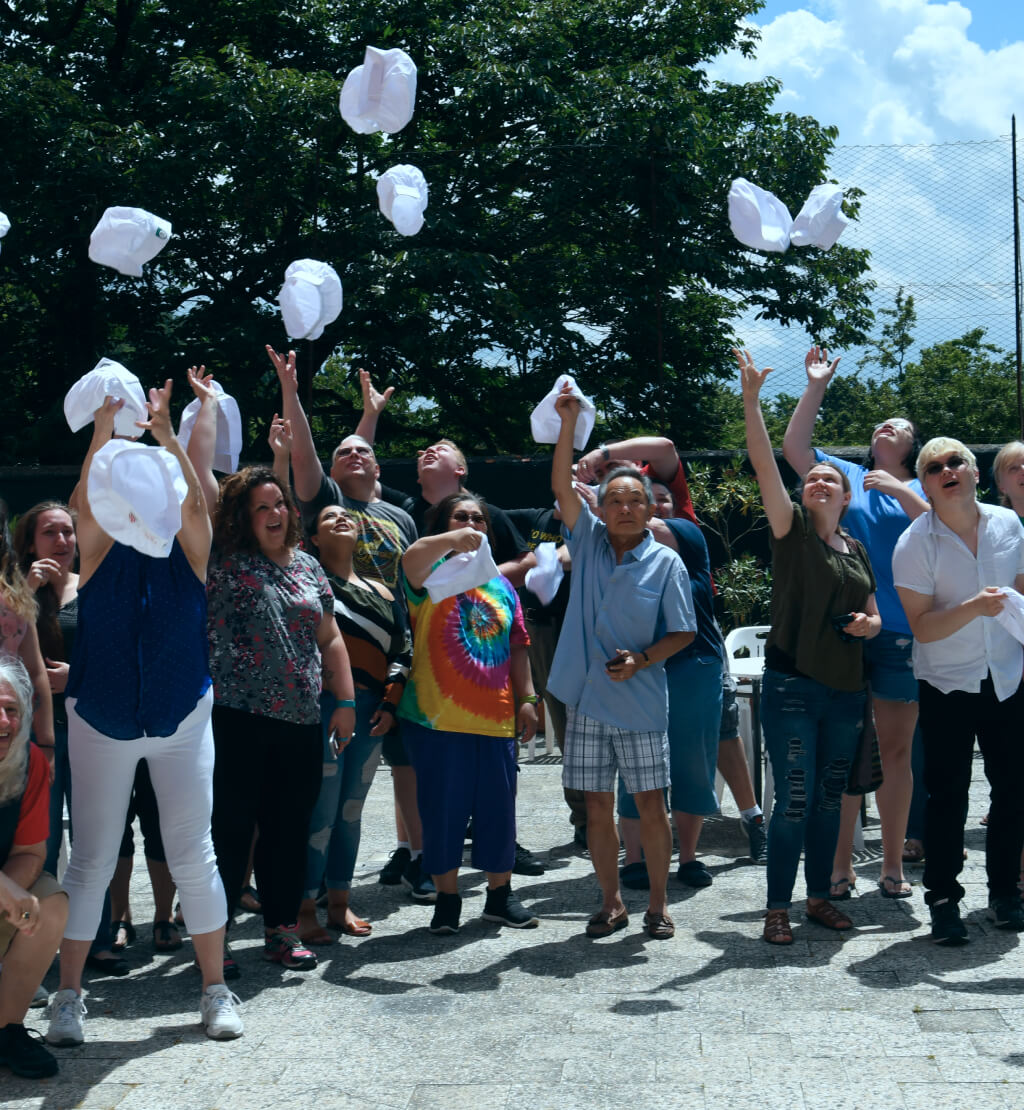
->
[[452, 511, 486, 524], [923, 455, 968, 477]]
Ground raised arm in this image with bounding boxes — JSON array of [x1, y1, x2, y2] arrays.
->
[[401, 528, 482, 589], [354, 368, 394, 446], [183, 365, 221, 518], [781, 346, 841, 478], [137, 379, 212, 580], [266, 345, 323, 502], [267, 414, 293, 489], [736, 349, 796, 540], [577, 436, 677, 485], [74, 398, 121, 578], [551, 385, 583, 534]]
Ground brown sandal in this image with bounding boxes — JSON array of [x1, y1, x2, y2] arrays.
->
[[763, 908, 793, 945], [805, 899, 853, 931]]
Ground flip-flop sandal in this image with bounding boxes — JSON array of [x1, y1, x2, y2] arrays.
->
[[153, 920, 183, 951], [878, 875, 913, 899], [829, 877, 855, 901], [329, 916, 372, 937], [110, 920, 136, 952]]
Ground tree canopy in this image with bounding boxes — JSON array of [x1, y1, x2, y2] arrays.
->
[[0, 0, 874, 464]]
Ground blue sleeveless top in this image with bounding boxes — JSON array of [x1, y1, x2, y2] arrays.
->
[[67, 540, 211, 739]]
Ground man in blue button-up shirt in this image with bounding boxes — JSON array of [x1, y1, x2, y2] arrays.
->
[[548, 385, 695, 941]]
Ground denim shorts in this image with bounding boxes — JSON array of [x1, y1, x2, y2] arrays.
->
[[864, 629, 918, 703]]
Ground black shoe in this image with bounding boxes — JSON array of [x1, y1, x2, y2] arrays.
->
[[573, 824, 588, 849], [401, 855, 437, 902], [743, 814, 768, 864], [0, 1023, 59, 1078], [677, 860, 713, 888], [429, 891, 462, 935], [513, 842, 545, 876], [84, 952, 131, 977], [988, 897, 1024, 931], [481, 882, 540, 928], [379, 846, 411, 886], [930, 899, 969, 945]]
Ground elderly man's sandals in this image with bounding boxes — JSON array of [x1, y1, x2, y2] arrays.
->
[[585, 906, 629, 937]]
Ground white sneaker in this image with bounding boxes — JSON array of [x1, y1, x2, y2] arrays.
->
[[45, 988, 86, 1045], [200, 984, 244, 1040]]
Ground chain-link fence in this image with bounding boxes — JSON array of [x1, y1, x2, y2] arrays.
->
[[734, 134, 1021, 403]]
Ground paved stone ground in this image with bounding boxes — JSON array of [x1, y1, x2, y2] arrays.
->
[[5, 750, 1023, 1109]]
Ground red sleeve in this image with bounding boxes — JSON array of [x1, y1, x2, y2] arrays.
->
[[663, 458, 697, 525], [13, 744, 50, 848]]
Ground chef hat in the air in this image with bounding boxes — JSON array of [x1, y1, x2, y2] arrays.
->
[[88, 206, 172, 277], [727, 178, 792, 253], [790, 184, 850, 250], [278, 259, 343, 341], [339, 46, 417, 135], [64, 359, 149, 439], [377, 165, 428, 236], [177, 380, 243, 474]]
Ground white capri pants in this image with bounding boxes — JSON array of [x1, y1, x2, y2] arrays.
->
[[62, 688, 227, 940]]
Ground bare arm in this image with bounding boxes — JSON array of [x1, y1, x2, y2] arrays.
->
[[402, 528, 481, 589], [497, 551, 533, 588], [551, 385, 583, 533], [648, 517, 680, 552], [606, 629, 695, 682], [844, 592, 883, 640], [509, 642, 538, 743], [577, 436, 678, 484], [735, 349, 797, 539], [862, 470, 930, 519], [0, 868, 43, 936], [74, 398, 121, 579], [266, 345, 323, 502], [19, 623, 54, 754], [781, 346, 841, 478], [317, 611, 356, 745], [2, 841, 45, 895], [896, 584, 1006, 644], [267, 414, 293, 488], [353, 368, 394, 446], [183, 366, 221, 518]]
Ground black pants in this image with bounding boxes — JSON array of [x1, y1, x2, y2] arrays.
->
[[211, 704, 322, 929], [919, 677, 1024, 906]]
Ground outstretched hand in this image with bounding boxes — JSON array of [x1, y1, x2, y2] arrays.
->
[[733, 348, 773, 399], [92, 396, 125, 442], [268, 413, 293, 456], [186, 364, 218, 404], [359, 368, 395, 416], [266, 345, 298, 394], [137, 379, 175, 447], [804, 345, 840, 384]]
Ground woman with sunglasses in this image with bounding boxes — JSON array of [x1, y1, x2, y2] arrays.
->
[[893, 439, 1024, 942], [398, 492, 539, 936], [783, 347, 928, 900], [739, 350, 881, 945]]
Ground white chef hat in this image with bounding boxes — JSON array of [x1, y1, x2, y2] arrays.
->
[[377, 165, 428, 236], [0, 211, 9, 254], [88, 206, 172, 277], [87, 439, 188, 558], [339, 46, 417, 135], [423, 535, 501, 603], [727, 178, 793, 253], [278, 259, 343, 341], [790, 184, 850, 250], [524, 542, 565, 607], [530, 373, 597, 452], [177, 380, 243, 474], [64, 358, 149, 439]]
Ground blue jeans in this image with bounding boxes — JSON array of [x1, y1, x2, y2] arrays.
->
[[303, 690, 383, 897], [761, 670, 866, 909], [42, 719, 112, 953]]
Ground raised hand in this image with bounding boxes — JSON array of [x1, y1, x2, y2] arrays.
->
[[733, 348, 773, 399], [359, 368, 395, 416], [93, 396, 125, 441], [554, 382, 581, 423], [266, 345, 298, 394], [25, 558, 62, 593], [186, 364, 217, 404], [804, 345, 840, 384], [268, 413, 293, 456], [137, 379, 175, 447]]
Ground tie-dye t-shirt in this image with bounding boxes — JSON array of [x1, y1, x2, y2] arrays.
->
[[398, 573, 529, 737]]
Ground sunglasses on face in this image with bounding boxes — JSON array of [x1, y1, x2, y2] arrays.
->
[[451, 511, 486, 524], [874, 419, 914, 434], [923, 455, 968, 477]]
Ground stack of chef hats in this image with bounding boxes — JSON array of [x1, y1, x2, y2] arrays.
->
[[377, 165, 428, 236], [88, 206, 172, 276], [339, 46, 417, 135], [64, 358, 149, 439], [278, 259, 343, 340], [177, 380, 243, 473]]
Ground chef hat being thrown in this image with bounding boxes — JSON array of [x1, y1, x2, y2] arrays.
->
[[377, 165, 428, 236], [727, 178, 793, 253], [530, 374, 597, 453], [88, 206, 172, 277], [790, 184, 850, 250], [177, 380, 243, 474], [0, 211, 9, 254], [339, 46, 417, 135], [64, 359, 149, 439], [278, 259, 343, 341]]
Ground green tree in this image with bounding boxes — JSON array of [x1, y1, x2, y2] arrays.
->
[[0, 0, 874, 464]]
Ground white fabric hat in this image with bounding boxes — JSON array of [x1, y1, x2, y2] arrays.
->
[[376, 165, 428, 236], [339, 46, 417, 135], [278, 259, 343, 341], [87, 439, 188, 558], [524, 542, 564, 607], [993, 589, 1024, 646], [64, 358, 149, 439], [530, 373, 597, 452], [0, 211, 9, 254], [790, 184, 850, 250], [88, 206, 172, 277], [424, 535, 500, 603], [177, 380, 243, 473], [727, 178, 793, 253]]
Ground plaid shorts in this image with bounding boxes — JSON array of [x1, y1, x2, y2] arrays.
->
[[562, 705, 670, 794]]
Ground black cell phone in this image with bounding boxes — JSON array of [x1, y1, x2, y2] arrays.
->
[[831, 613, 856, 642], [606, 654, 623, 670]]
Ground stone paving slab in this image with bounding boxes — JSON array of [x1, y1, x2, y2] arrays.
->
[[4, 751, 1024, 1108]]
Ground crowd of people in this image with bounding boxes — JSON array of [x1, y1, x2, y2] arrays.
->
[[1, 344, 1023, 1080]]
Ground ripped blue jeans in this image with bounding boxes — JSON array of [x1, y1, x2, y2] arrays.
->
[[761, 669, 866, 909]]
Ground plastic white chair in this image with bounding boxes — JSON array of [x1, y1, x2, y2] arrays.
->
[[723, 625, 770, 673]]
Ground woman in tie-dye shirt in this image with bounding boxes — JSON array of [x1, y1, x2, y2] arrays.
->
[[399, 493, 540, 935]]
